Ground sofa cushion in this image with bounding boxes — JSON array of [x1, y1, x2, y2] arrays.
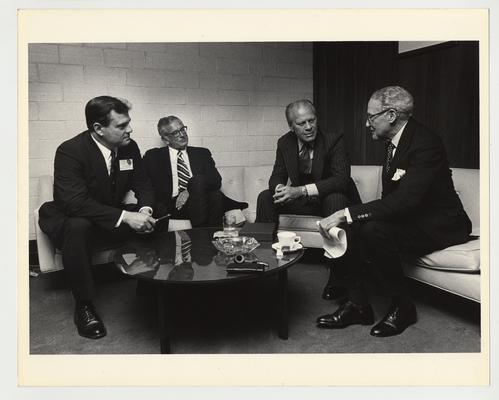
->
[[218, 166, 246, 203], [410, 238, 480, 272], [450, 168, 479, 230], [243, 165, 274, 222], [279, 214, 321, 231], [351, 165, 382, 203]]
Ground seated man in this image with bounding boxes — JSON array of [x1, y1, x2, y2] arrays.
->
[[316, 86, 472, 337], [38, 96, 157, 339], [255, 99, 360, 298], [144, 116, 247, 228]]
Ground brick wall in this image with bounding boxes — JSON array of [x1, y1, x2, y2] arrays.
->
[[28, 42, 313, 239]]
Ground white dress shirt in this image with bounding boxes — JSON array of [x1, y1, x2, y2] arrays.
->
[[169, 146, 192, 197]]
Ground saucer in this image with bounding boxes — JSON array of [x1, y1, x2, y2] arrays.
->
[[272, 242, 303, 253]]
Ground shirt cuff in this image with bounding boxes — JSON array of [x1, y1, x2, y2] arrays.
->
[[344, 208, 353, 224], [139, 206, 153, 216], [115, 210, 126, 228], [305, 183, 319, 197]]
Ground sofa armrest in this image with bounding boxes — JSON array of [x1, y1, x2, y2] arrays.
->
[[34, 207, 60, 273]]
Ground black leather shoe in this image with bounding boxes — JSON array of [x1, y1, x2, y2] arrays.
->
[[370, 302, 417, 337], [74, 303, 107, 339], [316, 301, 375, 329], [322, 284, 347, 300]]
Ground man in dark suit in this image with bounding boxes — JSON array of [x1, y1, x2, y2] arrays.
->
[[143, 116, 247, 228], [38, 96, 157, 339], [316, 86, 472, 337], [255, 99, 360, 298]]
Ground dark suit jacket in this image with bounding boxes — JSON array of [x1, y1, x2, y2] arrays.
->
[[143, 146, 222, 211], [349, 118, 472, 248], [269, 129, 357, 200], [39, 131, 155, 241]]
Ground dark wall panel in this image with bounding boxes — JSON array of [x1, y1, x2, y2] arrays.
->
[[396, 42, 479, 168], [314, 41, 479, 168], [314, 42, 398, 166]]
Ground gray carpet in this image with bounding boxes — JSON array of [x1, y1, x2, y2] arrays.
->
[[29, 250, 480, 354]]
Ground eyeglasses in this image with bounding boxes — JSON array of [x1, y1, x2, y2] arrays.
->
[[366, 109, 396, 124], [167, 126, 188, 138]]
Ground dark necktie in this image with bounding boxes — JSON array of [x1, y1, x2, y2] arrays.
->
[[298, 142, 313, 174], [385, 142, 396, 174], [109, 151, 118, 187], [177, 150, 191, 192]]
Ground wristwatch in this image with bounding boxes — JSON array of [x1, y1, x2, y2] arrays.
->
[[301, 186, 308, 197]]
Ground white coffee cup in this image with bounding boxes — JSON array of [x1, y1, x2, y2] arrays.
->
[[277, 231, 301, 248]]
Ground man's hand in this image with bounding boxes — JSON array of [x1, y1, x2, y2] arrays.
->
[[176, 190, 189, 210], [273, 185, 303, 204], [122, 211, 156, 234], [318, 209, 347, 239]]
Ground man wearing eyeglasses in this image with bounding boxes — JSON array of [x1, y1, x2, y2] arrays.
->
[[316, 86, 472, 337], [144, 116, 247, 227]]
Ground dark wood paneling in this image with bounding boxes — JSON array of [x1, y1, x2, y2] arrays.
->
[[314, 41, 479, 168]]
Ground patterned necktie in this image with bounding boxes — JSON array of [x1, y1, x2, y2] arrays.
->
[[298, 142, 313, 174], [177, 150, 191, 192], [385, 142, 396, 174]]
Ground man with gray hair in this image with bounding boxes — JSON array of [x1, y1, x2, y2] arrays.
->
[[144, 115, 247, 227], [316, 86, 472, 337]]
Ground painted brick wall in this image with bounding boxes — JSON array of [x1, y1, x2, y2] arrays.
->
[[28, 42, 313, 239]]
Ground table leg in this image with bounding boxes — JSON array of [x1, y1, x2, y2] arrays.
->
[[157, 286, 172, 354], [277, 269, 289, 340]]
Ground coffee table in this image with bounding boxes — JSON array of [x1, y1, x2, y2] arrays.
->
[[113, 227, 304, 353]]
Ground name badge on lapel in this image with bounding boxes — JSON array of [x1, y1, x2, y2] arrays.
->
[[119, 159, 134, 171]]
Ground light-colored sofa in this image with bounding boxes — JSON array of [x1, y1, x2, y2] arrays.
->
[[34, 165, 480, 302]]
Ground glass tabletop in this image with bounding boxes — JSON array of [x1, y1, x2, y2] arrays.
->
[[112, 227, 304, 284]]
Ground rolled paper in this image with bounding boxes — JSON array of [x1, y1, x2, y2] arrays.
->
[[316, 222, 348, 259]]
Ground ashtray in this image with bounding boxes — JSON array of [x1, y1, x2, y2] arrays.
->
[[212, 236, 260, 255]]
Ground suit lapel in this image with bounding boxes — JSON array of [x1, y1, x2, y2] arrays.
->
[[161, 147, 174, 193], [390, 119, 414, 172], [311, 131, 325, 181], [382, 119, 415, 193], [186, 147, 197, 175], [84, 132, 111, 193], [114, 148, 130, 201], [282, 133, 299, 184]]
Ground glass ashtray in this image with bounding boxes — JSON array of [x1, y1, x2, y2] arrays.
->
[[212, 236, 260, 255]]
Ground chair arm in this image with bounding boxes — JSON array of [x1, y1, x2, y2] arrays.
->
[[34, 207, 59, 273]]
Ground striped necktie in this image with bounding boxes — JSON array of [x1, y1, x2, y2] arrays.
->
[[181, 237, 192, 262], [177, 150, 191, 192]]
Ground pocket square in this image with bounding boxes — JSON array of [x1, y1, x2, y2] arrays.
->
[[391, 168, 406, 181]]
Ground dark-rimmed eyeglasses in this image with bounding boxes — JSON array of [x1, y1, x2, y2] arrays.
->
[[366, 109, 396, 124], [166, 126, 188, 138]]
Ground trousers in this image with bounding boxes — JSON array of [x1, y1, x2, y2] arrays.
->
[[344, 220, 441, 303]]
